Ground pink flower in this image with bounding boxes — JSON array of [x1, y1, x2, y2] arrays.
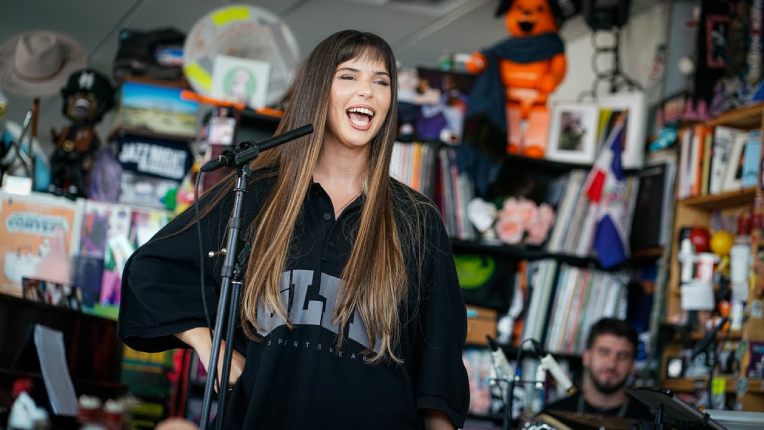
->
[[496, 215, 524, 244], [501, 198, 538, 228], [538, 203, 555, 225], [501, 197, 521, 215], [525, 220, 551, 245], [515, 199, 538, 227]]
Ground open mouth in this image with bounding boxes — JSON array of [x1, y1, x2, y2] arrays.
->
[[346, 106, 375, 130], [519, 21, 535, 33]]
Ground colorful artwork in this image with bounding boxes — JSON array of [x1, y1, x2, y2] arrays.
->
[[0, 192, 83, 297]]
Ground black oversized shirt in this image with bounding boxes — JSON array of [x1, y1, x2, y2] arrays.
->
[[118, 174, 469, 429]]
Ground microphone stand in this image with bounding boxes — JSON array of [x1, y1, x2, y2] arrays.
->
[[492, 339, 575, 430], [198, 124, 314, 430]]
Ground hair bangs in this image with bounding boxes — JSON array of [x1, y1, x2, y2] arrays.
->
[[336, 33, 395, 78]]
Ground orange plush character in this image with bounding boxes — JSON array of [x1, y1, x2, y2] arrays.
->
[[466, 0, 567, 158]]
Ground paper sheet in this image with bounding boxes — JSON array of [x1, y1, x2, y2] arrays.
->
[[33, 324, 78, 416]]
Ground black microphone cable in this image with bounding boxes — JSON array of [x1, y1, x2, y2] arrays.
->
[[194, 168, 220, 393]]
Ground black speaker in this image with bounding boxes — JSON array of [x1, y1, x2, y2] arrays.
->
[[583, 0, 631, 30]]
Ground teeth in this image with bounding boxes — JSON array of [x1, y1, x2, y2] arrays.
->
[[349, 116, 369, 127], [347, 107, 374, 117]]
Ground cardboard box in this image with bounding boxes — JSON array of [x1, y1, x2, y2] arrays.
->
[[466, 305, 497, 346]]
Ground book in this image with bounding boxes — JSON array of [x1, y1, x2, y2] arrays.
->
[[710, 127, 735, 194], [742, 131, 761, 188], [630, 163, 670, 250], [677, 128, 692, 199]]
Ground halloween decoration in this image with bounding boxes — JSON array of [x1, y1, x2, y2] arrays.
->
[[49, 69, 114, 197], [466, 0, 570, 158]]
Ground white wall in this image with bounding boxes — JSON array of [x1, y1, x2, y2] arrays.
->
[[551, 1, 670, 102], [0, 0, 669, 156]]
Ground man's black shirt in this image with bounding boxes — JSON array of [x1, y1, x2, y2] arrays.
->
[[118, 173, 470, 429]]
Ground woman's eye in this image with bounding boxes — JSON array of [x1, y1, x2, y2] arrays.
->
[[339, 74, 355, 80], [375, 80, 390, 86]]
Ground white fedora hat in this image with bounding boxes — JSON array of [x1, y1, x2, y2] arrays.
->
[[0, 30, 87, 97]]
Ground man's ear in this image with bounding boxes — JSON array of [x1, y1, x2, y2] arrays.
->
[[582, 349, 591, 368]]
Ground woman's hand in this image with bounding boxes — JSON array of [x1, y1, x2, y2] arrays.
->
[[176, 327, 246, 390]]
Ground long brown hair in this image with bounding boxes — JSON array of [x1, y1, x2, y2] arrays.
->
[[226, 30, 423, 363]]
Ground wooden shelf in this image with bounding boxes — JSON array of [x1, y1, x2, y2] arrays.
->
[[690, 330, 743, 341], [706, 103, 764, 130], [662, 377, 764, 395], [679, 187, 757, 210]]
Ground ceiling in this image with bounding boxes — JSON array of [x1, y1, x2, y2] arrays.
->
[[1, 0, 663, 132]]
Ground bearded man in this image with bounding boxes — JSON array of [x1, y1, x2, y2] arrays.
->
[[545, 318, 653, 420]]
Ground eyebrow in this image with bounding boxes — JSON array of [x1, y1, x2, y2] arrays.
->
[[336, 67, 390, 78]]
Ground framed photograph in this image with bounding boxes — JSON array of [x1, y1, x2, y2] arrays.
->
[[546, 102, 599, 164], [705, 16, 729, 68], [211, 55, 271, 109], [722, 132, 747, 191], [597, 91, 647, 169]]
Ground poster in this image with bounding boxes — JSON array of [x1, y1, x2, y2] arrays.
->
[[211, 55, 271, 109], [0, 192, 83, 297]]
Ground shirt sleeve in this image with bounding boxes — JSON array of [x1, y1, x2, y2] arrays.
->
[[118, 187, 240, 352], [414, 205, 470, 428]]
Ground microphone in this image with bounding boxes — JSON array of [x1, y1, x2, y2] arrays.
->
[[529, 341, 576, 395], [540, 353, 576, 395], [200, 124, 314, 172], [487, 336, 513, 380], [233, 124, 314, 165], [200, 147, 237, 172]]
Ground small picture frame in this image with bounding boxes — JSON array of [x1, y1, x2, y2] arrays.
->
[[597, 91, 647, 169], [546, 102, 599, 164]]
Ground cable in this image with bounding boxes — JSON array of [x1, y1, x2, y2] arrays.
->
[[504, 338, 541, 430], [194, 170, 219, 395]]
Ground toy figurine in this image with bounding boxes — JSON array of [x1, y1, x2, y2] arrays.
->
[[49, 69, 114, 197], [466, 0, 567, 158]]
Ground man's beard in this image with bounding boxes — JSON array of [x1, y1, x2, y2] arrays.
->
[[590, 371, 627, 394]]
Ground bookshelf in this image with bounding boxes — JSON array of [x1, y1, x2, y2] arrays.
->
[[452, 239, 658, 269], [662, 377, 764, 395], [706, 103, 764, 130], [680, 187, 758, 210], [0, 294, 125, 405], [452, 239, 601, 268], [663, 103, 764, 411], [666, 104, 764, 322]]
